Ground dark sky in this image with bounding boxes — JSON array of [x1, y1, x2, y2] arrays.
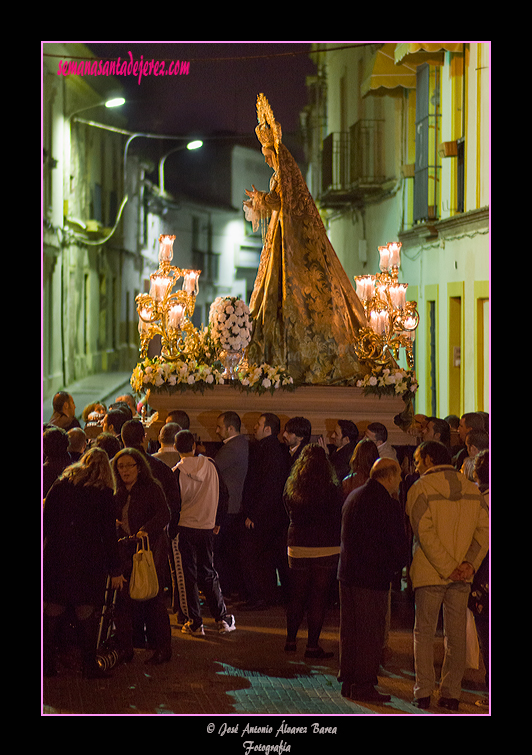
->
[[86, 42, 318, 154]]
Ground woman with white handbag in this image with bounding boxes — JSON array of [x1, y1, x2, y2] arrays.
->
[[112, 448, 172, 665]]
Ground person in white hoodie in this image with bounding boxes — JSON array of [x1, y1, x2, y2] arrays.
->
[[406, 441, 489, 711], [171, 430, 234, 636]]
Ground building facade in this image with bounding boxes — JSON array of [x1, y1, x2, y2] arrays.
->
[[303, 42, 489, 418], [42, 43, 142, 402]]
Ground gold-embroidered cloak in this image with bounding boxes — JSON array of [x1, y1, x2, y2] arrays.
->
[[244, 95, 369, 385]]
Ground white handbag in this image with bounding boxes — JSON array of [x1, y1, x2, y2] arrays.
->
[[129, 535, 159, 601]]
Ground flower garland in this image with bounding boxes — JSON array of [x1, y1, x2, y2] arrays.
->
[[131, 358, 415, 399], [130, 356, 294, 395], [355, 366, 418, 398], [235, 362, 294, 394]]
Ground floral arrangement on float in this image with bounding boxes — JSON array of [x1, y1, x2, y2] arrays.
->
[[130, 296, 294, 396], [130, 283, 415, 399], [354, 366, 418, 398]]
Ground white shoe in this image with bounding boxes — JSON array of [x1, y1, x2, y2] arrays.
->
[[217, 614, 236, 634], [181, 621, 205, 636]]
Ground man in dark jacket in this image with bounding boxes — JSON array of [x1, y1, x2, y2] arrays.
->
[[46, 391, 81, 432], [241, 413, 290, 609], [328, 419, 358, 482], [214, 411, 250, 599], [338, 458, 408, 702]]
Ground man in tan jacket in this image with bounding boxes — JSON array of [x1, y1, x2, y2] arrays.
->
[[406, 441, 489, 711]]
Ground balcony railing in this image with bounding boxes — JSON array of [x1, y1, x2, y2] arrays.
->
[[320, 120, 387, 206]]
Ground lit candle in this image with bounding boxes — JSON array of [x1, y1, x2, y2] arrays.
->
[[378, 245, 390, 272], [356, 276, 373, 302], [182, 270, 200, 296], [138, 307, 151, 334], [364, 276, 374, 302], [389, 283, 407, 310], [387, 242, 402, 268], [158, 234, 176, 264], [168, 303, 185, 330], [150, 275, 172, 303], [370, 310, 388, 335]]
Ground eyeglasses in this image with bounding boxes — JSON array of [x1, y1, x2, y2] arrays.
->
[[117, 462, 137, 471]]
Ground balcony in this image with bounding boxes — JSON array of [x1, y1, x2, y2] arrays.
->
[[320, 120, 389, 209]]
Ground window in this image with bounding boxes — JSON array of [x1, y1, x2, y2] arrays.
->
[[414, 65, 441, 223]]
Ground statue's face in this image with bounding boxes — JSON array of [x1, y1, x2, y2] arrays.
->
[[262, 146, 276, 169]]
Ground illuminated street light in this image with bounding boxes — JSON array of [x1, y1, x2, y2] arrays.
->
[[105, 97, 126, 108], [159, 140, 203, 194]]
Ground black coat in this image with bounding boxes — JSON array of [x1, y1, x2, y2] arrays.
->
[[242, 435, 289, 531], [338, 478, 408, 590], [329, 441, 356, 483], [142, 449, 181, 539], [43, 479, 121, 606], [114, 478, 171, 575], [285, 483, 343, 549]]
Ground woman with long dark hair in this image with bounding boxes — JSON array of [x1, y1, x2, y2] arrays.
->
[[283, 443, 343, 658], [112, 447, 172, 665], [43, 447, 123, 678]]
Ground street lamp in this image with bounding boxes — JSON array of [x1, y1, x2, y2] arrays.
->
[[105, 97, 126, 109], [158, 140, 203, 194], [68, 96, 126, 121]]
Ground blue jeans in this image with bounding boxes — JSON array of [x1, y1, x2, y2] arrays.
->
[[413, 582, 470, 700]]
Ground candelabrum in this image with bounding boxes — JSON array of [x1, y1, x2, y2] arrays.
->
[[354, 241, 419, 370], [136, 234, 201, 361]]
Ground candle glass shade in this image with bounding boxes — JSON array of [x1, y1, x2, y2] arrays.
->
[[168, 303, 185, 331], [158, 234, 176, 264], [138, 306, 152, 334], [370, 309, 389, 336], [387, 242, 402, 269], [355, 275, 374, 303], [389, 283, 407, 310], [182, 270, 200, 296], [378, 245, 390, 272], [150, 274, 173, 303]]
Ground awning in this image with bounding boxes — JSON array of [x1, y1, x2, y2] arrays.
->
[[361, 43, 417, 97], [394, 42, 464, 67]]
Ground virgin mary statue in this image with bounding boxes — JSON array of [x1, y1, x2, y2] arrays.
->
[[244, 94, 369, 386]]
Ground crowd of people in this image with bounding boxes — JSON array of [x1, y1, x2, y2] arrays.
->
[[42, 391, 489, 711]]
